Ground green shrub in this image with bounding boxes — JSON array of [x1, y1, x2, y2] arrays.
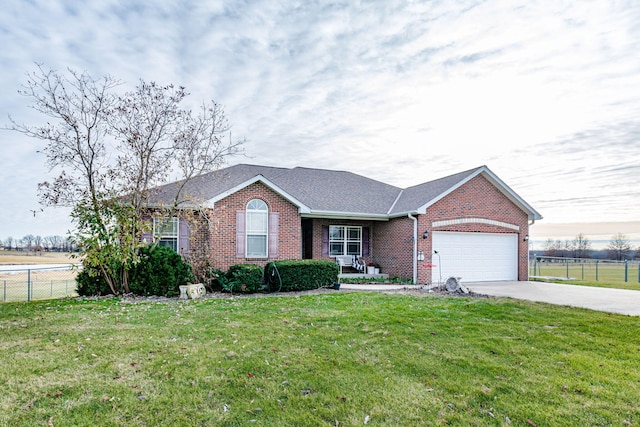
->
[[76, 245, 193, 297], [76, 268, 113, 296], [128, 245, 194, 297], [221, 264, 264, 293], [264, 260, 338, 292], [205, 268, 227, 292]]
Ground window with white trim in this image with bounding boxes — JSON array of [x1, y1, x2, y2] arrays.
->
[[246, 199, 268, 257], [329, 225, 362, 256], [154, 217, 179, 252]]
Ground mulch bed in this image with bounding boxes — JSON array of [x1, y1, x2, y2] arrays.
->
[[87, 284, 490, 305]]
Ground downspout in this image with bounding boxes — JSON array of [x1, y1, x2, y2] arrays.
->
[[408, 213, 418, 285]]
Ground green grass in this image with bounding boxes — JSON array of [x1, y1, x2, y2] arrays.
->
[[2, 293, 640, 426], [531, 261, 640, 290]]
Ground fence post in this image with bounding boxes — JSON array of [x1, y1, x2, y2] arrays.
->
[[566, 258, 569, 278], [625, 260, 628, 283], [51, 280, 53, 297], [581, 263, 584, 280], [596, 261, 599, 281], [3, 280, 5, 302]]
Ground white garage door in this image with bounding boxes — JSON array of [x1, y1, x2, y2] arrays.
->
[[432, 232, 518, 282]]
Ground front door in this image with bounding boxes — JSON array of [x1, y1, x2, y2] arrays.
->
[[301, 219, 313, 259]]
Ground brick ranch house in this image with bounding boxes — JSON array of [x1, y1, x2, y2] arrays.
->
[[144, 164, 542, 285]]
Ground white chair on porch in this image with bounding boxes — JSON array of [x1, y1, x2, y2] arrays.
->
[[352, 256, 366, 273]]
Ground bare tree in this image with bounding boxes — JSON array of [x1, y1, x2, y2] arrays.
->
[[10, 66, 243, 294], [22, 234, 35, 252], [606, 233, 632, 260], [33, 235, 43, 252], [43, 235, 55, 251], [4, 236, 14, 250], [572, 233, 592, 258], [543, 238, 559, 257], [45, 235, 66, 252], [562, 240, 574, 258]]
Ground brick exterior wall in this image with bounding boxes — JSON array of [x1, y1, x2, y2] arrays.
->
[[373, 217, 414, 279], [207, 182, 301, 271], [416, 174, 530, 283]]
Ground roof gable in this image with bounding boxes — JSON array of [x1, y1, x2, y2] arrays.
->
[[389, 166, 542, 220], [203, 174, 311, 213]]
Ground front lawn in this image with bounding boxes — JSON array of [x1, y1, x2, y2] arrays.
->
[[1, 292, 639, 426]]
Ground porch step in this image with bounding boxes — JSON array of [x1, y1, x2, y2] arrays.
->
[[339, 273, 389, 280]]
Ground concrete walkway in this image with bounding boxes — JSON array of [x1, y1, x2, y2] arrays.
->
[[340, 283, 422, 291], [340, 281, 640, 316]]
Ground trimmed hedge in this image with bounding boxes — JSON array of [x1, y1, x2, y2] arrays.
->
[[220, 264, 264, 293], [129, 245, 193, 296], [264, 260, 339, 292]]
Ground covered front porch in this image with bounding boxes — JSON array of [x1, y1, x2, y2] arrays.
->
[[300, 217, 411, 282]]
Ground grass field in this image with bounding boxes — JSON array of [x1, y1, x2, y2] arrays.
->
[[530, 260, 640, 290], [0, 251, 75, 265], [1, 292, 639, 426]]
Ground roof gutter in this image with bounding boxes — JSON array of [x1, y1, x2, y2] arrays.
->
[[408, 213, 418, 285]]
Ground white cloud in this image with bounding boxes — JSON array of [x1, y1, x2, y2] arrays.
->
[[1, 0, 639, 240]]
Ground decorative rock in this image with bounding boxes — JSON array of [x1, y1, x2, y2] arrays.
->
[[186, 283, 206, 299], [445, 277, 469, 294]]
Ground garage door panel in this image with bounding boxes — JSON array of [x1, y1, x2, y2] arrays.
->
[[432, 232, 517, 282]]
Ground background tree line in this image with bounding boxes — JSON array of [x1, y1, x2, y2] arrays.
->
[[540, 232, 640, 260], [0, 235, 75, 252]]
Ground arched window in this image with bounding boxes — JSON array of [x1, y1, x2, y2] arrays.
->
[[246, 199, 268, 257]]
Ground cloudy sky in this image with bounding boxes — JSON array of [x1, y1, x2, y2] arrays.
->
[[1, 0, 639, 250]]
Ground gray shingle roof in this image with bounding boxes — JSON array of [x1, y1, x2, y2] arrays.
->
[[268, 167, 401, 214], [147, 163, 541, 220]]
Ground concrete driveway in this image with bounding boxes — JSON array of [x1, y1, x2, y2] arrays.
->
[[466, 281, 640, 316]]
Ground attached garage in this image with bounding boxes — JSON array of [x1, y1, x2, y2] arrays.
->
[[432, 231, 518, 282]]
